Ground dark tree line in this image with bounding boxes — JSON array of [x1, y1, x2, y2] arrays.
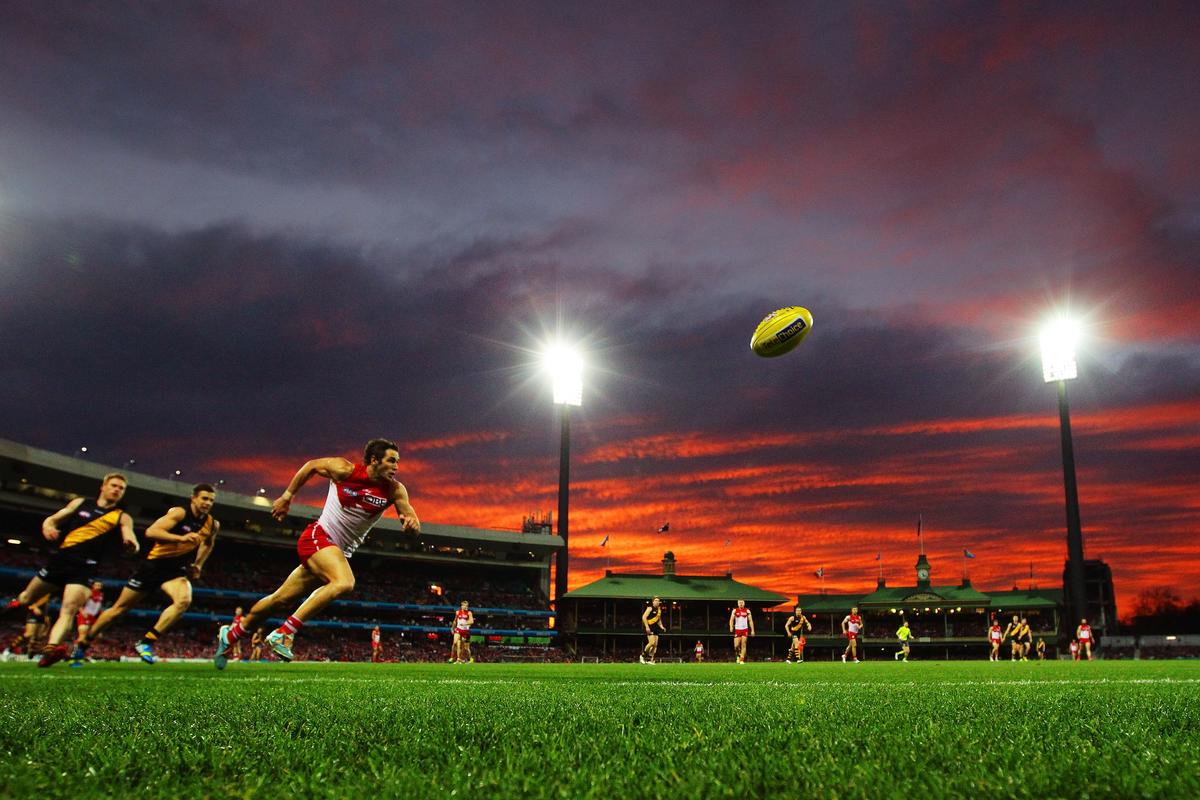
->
[[1122, 588, 1200, 635]]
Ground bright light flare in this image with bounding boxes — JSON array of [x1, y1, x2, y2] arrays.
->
[[1040, 316, 1079, 383], [542, 343, 583, 406]]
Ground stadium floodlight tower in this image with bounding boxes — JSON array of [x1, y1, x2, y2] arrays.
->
[[1040, 316, 1087, 634], [543, 343, 583, 609]]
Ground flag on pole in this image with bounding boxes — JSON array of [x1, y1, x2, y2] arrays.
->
[[963, 549, 976, 559], [600, 535, 609, 547], [815, 567, 824, 578], [657, 522, 670, 533]]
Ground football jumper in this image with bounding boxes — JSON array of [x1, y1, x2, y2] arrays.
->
[[299, 464, 392, 561]]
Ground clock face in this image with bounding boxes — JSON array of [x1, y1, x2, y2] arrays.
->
[[917, 568, 929, 580]]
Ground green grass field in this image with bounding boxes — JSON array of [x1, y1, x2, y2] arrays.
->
[[2, 659, 1198, 799]]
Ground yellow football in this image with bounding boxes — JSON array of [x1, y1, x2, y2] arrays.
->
[[750, 306, 813, 357]]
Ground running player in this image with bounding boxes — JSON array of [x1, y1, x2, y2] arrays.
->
[[784, 605, 811, 663], [1002, 614, 1021, 661], [694, 640, 704, 663], [1070, 639, 1080, 661], [230, 607, 245, 662], [1076, 618, 1094, 660], [450, 601, 473, 664], [5, 595, 49, 657], [1018, 617, 1033, 661], [988, 619, 1003, 661], [640, 596, 665, 664], [2, 473, 139, 667], [250, 629, 264, 661], [1036, 637, 1046, 661], [729, 599, 754, 664], [841, 607, 863, 663], [213, 439, 420, 669], [73, 484, 219, 664], [894, 619, 913, 661], [371, 625, 383, 663], [74, 581, 105, 645]]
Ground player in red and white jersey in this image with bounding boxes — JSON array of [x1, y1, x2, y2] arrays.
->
[[694, 641, 704, 663], [988, 621, 1004, 661], [449, 600, 474, 664], [214, 439, 420, 669], [841, 607, 863, 663], [1076, 619, 1095, 661], [75, 581, 105, 644], [1069, 639, 1080, 661], [370, 625, 382, 663], [729, 599, 754, 664], [229, 607, 245, 662]]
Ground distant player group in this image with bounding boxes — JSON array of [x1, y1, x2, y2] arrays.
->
[[636, 601, 1095, 664]]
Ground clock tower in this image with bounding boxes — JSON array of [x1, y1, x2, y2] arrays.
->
[[915, 552, 932, 589], [915, 516, 931, 589]]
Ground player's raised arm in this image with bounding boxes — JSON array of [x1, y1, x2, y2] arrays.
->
[[41, 497, 86, 542], [273, 457, 356, 520], [391, 481, 421, 533]]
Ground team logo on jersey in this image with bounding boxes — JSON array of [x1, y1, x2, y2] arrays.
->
[[343, 488, 388, 508], [79, 511, 93, 519]]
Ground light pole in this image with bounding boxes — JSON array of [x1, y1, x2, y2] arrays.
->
[[1040, 317, 1087, 631], [543, 344, 582, 608]]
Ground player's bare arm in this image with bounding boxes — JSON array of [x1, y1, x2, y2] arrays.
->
[[642, 607, 653, 633], [390, 482, 421, 533], [190, 520, 219, 580], [118, 512, 139, 554], [272, 457, 357, 520], [145, 507, 203, 545], [749, 612, 756, 636], [41, 497, 86, 542]]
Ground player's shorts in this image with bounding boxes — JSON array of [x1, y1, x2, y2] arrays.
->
[[76, 612, 98, 627], [126, 555, 191, 592], [734, 630, 749, 639], [298, 522, 338, 564], [846, 632, 858, 641], [454, 629, 471, 640], [36, 552, 97, 588]]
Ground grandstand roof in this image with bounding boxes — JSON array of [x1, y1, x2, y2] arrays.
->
[[794, 583, 1064, 612], [562, 572, 788, 604]]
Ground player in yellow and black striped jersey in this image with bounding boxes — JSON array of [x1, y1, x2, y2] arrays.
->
[[639, 596, 666, 664], [73, 484, 220, 665], [2, 472, 138, 668]]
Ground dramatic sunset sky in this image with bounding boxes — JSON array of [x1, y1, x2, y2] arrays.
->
[[1, 2, 1197, 613]]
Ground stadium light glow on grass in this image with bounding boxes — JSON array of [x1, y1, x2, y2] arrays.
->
[[1040, 316, 1080, 382], [542, 343, 583, 406]]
